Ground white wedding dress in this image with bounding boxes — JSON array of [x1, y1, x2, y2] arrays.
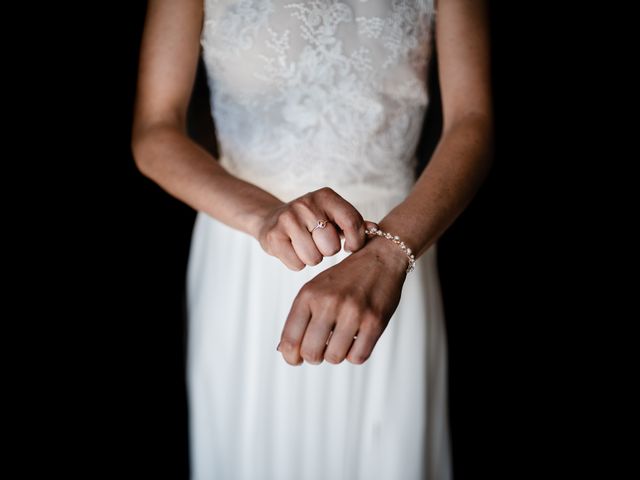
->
[[186, 1, 451, 478]]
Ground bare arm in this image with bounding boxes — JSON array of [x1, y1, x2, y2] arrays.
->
[[364, 0, 495, 261], [131, 0, 282, 238], [277, 0, 495, 366], [131, 0, 374, 268]]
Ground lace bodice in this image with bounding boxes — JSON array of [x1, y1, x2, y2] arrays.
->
[[200, 0, 437, 200]]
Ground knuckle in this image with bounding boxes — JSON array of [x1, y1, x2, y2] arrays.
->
[[362, 314, 384, 332], [298, 283, 315, 300], [300, 191, 315, 201], [309, 254, 323, 266], [318, 186, 335, 198], [263, 229, 277, 243], [323, 290, 345, 308], [279, 209, 297, 225], [345, 215, 362, 230], [283, 255, 304, 271], [347, 352, 369, 365], [324, 351, 344, 364], [300, 347, 323, 365], [343, 291, 364, 309], [293, 195, 316, 213], [265, 229, 286, 247], [279, 338, 294, 353], [336, 292, 365, 317], [362, 308, 383, 327], [283, 355, 303, 366]]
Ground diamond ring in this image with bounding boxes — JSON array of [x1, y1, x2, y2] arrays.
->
[[310, 219, 328, 233]]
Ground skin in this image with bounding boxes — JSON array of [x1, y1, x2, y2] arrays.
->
[[131, 0, 376, 269], [132, 0, 494, 367]]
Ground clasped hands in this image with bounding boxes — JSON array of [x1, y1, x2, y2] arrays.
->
[[255, 187, 410, 366]]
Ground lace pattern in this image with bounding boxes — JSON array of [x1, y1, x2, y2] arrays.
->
[[200, 0, 436, 195]]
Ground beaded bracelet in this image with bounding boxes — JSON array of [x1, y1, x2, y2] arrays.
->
[[365, 226, 416, 274]]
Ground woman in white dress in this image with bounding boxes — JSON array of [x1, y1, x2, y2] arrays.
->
[[132, 0, 493, 478]]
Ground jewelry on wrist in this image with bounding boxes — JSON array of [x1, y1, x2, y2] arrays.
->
[[365, 226, 416, 274]]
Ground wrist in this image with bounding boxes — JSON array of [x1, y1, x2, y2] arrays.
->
[[361, 234, 411, 277], [244, 199, 284, 240]]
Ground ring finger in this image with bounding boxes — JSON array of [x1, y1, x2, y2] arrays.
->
[[299, 309, 335, 365], [324, 316, 359, 364], [288, 216, 325, 267], [310, 219, 342, 257]]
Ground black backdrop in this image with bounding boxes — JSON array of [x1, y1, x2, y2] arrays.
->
[[35, 1, 589, 478]]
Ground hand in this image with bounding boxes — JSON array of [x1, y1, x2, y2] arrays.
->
[[256, 186, 379, 271], [276, 235, 409, 365]]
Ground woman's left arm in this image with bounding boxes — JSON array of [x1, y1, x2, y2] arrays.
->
[[373, 0, 494, 259], [278, 0, 494, 366]]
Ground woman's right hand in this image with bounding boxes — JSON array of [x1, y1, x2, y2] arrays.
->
[[255, 187, 378, 271]]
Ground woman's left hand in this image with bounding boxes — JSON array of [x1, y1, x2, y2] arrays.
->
[[277, 235, 410, 365]]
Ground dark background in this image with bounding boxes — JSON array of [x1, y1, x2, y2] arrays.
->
[[35, 1, 594, 478]]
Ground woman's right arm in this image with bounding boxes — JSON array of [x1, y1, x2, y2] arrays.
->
[[131, 0, 373, 270], [131, 0, 280, 239]]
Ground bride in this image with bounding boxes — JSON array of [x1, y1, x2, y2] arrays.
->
[[131, 0, 493, 478]]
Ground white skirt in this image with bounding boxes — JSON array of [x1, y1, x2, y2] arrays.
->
[[185, 179, 452, 480]]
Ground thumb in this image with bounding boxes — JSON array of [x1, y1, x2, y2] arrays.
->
[[344, 220, 379, 253], [364, 220, 379, 232]]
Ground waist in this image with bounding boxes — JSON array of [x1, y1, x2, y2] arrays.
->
[[219, 154, 414, 207]]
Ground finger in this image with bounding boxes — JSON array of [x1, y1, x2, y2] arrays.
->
[[311, 221, 342, 257], [283, 212, 324, 267], [278, 289, 312, 365], [348, 220, 380, 248], [320, 191, 366, 253], [272, 238, 306, 271], [346, 330, 373, 365], [346, 315, 384, 365], [324, 305, 360, 365], [299, 308, 335, 365]]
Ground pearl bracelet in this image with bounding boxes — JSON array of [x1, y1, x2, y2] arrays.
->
[[365, 226, 416, 274]]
